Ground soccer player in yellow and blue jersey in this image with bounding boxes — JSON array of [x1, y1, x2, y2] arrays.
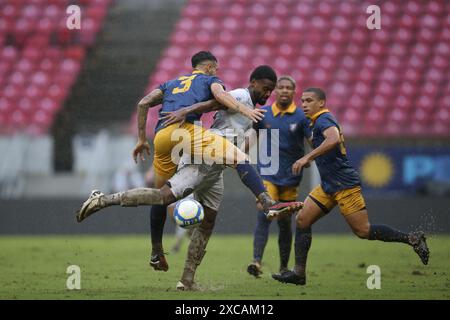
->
[[272, 87, 430, 285], [247, 76, 312, 278], [133, 51, 264, 182]]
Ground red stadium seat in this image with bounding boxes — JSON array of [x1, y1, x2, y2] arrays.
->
[[2, 46, 18, 62], [30, 109, 53, 134], [405, 1, 422, 15], [433, 107, 450, 127], [9, 70, 27, 86], [385, 121, 405, 136], [412, 108, 432, 126], [390, 109, 408, 126], [341, 107, 361, 125], [395, 95, 413, 111], [25, 85, 44, 100], [18, 97, 35, 113], [273, 3, 289, 18], [399, 81, 417, 97], [10, 109, 28, 128], [39, 97, 59, 113], [0, 97, 13, 115], [3, 84, 20, 100]]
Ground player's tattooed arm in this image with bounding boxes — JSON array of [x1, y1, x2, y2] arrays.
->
[[159, 99, 223, 127], [292, 126, 340, 175], [137, 89, 163, 109], [136, 89, 163, 140], [132, 89, 163, 163], [210, 83, 266, 123]]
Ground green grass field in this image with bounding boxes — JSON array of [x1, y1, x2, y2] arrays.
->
[[0, 234, 449, 300]]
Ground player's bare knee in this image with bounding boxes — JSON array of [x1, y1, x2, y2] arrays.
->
[[160, 185, 176, 205], [353, 225, 370, 239], [296, 212, 310, 229], [295, 212, 302, 226]]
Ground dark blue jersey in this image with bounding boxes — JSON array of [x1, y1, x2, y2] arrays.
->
[[155, 70, 224, 132], [311, 110, 360, 193], [255, 103, 311, 186]]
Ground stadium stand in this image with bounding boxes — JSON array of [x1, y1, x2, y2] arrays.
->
[[0, 0, 111, 135], [132, 0, 449, 138]]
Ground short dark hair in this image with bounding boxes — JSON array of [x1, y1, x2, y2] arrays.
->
[[191, 51, 217, 68], [250, 65, 277, 83], [304, 87, 326, 101]]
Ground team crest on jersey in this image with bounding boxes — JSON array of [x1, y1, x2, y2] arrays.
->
[[289, 123, 297, 132]]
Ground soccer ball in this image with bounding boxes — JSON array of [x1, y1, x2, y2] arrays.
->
[[173, 198, 204, 229]]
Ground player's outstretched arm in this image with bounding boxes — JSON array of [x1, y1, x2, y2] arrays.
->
[[159, 99, 223, 127], [133, 89, 163, 163], [292, 126, 340, 175], [210, 83, 266, 123]]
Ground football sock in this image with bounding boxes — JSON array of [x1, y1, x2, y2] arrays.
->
[[103, 188, 164, 206], [182, 227, 210, 285], [103, 193, 121, 206], [253, 210, 271, 263], [236, 163, 266, 197], [182, 210, 217, 285], [294, 227, 312, 274], [277, 214, 293, 270], [368, 224, 410, 243], [150, 204, 168, 253]]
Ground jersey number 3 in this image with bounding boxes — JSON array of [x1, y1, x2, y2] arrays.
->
[[172, 75, 197, 94]]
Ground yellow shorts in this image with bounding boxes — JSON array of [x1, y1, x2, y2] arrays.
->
[[308, 185, 366, 216], [263, 180, 298, 202], [152, 122, 239, 179]]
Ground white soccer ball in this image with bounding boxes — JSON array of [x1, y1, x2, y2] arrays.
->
[[173, 198, 204, 229]]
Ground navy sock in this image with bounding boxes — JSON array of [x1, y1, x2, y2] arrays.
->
[[150, 204, 168, 252], [236, 163, 266, 197], [368, 224, 410, 243], [294, 227, 312, 272], [277, 215, 292, 270], [253, 210, 271, 262]]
